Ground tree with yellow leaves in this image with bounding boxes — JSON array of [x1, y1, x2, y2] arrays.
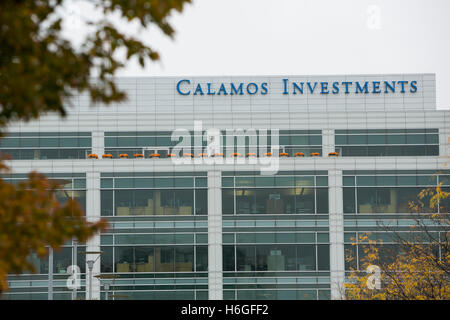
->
[[344, 184, 449, 300]]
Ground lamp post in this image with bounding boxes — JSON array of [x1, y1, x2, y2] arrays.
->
[[72, 238, 78, 300], [79, 251, 102, 300], [94, 274, 118, 300], [48, 247, 53, 300]]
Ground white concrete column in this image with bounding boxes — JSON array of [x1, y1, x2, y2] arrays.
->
[[328, 169, 345, 300], [85, 171, 101, 300], [91, 130, 104, 156], [322, 129, 335, 156], [208, 170, 223, 300]]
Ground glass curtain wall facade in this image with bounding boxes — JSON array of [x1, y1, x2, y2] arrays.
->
[[221, 171, 330, 300], [1, 74, 448, 300], [0, 132, 91, 160], [98, 172, 209, 300], [3, 173, 87, 300], [343, 170, 450, 272]]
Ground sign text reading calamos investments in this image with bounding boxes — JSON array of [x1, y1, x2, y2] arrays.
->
[[176, 79, 418, 96]]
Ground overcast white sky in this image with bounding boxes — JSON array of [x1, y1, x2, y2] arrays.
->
[[67, 0, 450, 109]]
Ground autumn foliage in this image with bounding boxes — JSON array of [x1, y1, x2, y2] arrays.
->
[[0, 162, 108, 292], [344, 185, 450, 299], [0, 0, 192, 295]]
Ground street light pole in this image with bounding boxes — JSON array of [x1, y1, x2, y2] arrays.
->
[[86, 260, 94, 300], [48, 247, 53, 300], [82, 251, 102, 300], [72, 238, 78, 300]]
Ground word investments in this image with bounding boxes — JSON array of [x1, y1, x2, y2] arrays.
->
[[176, 79, 418, 96]]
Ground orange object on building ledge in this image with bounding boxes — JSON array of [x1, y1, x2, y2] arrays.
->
[[134, 153, 144, 158], [264, 152, 272, 157], [119, 154, 129, 158], [150, 153, 161, 158], [328, 152, 339, 157], [246, 153, 257, 157], [212, 153, 224, 157], [230, 153, 242, 157], [310, 152, 320, 157], [88, 154, 98, 159], [102, 154, 113, 159], [183, 153, 194, 157], [294, 152, 305, 157], [198, 153, 209, 157], [167, 153, 176, 158], [280, 152, 289, 157]]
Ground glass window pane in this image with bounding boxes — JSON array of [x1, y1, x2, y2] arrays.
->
[[295, 176, 314, 187], [237, 233, 255, 243], [236, 189, 255, 214], [309, 136, 322, 145], [398, 176, 416, 185], [137, 136, 155, 146], [115, 178, 134, 188], [417, 175, 437, 186], [316, 188, 329, 213], [297, 245, 315, 270], [317, 245, 330, 270], [357, 188, 376, 214], [348, 135, 366, 144], [117, 136, 136, 147], [235, 177, 255, 187], [406, 134, 426, 144], [101, 246, 113, 273], [39, 138, 59, 147], [357, 176, 376, 186], [175, 178, 194, 188], [156, 247, 174, 272], [74, 179, 86, 189], [134, 178, 153, 188], [343, 188, 356, 213], [222, 245, 235, 271], [275, 176, 294, 187], [105, 137, 117, 147], [175, 247, 194, 272], [195, 189, 208, 215], [343, 176, 355, 186], [60, 138, 78, 147], [222, 189, 234, 214], [196, 246, 208, 272], [236, 245, 255, 271], [376, 176, 396, 186], [297, 233, 315, 243], [101, 190, 113, 216], [101, 178, 113, 188], [425, 134, 439, 144], [291, 136, 309, 145], [0, 138, 20, 147], [387, 135, 405, 144], [335, 135, 347, 145], [277, 233, 295, 243], [295, 188, 315, 214], [256, 233, 275, 243], [195, 177, 207, 188], [78, 138, 91, 147], [255, 176, 275, 187], [154, 178, 174, 188], [222, 177, 234, 188], [367, 135, 386, 144], [316, 176, 328, 186]]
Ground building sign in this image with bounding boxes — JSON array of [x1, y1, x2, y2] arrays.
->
[[176, 79, 418, 96]]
